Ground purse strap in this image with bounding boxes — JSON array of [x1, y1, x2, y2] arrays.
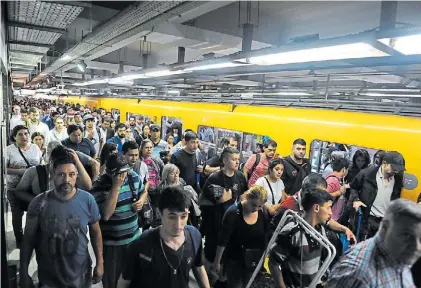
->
[[264, 177, 276, 205], [16, 144, 31, 168]]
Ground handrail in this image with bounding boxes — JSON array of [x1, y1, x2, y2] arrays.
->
[[245, 209, 337, 288]]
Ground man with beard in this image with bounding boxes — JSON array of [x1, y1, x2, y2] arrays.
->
[[350, 151, 405, 241], [25, 107, 50, 145], [326, 199, 421, 287], [128, 116, 141, 139], [62, 124, 96, 158], [150, 124, 169, 158], [83, 114, 103, 155], [20, 151, 104, 288], [281, 139, 311, 195], [107, 123, 129, 152], [243, 139, 277, 187]]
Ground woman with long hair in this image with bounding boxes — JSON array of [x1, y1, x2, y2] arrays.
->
[[213, 185, 269, 288], [99, 142, 118, 174]]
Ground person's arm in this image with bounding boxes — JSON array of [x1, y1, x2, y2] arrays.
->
[[20, 196, 42, 288], [350, 171, 367, 211], [15, 168, 36, 203], [328, 219, 357, 243], [243, 155, 256, 181], [7, 168, 27, 175], [204, 165, 220, 176], [213, 207, 237, 270], [70, 151, 92, 191], [118, 239, 144, 288], [87, 157, 100, 181], [89, 221, 104, 283], [192, 266, 210, 288], [101, 172, 126, 221], [326, 179, 346, 198], [88, 139, 97, 159]]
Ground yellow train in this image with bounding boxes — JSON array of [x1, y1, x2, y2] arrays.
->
[[62, 96, 421, 202]]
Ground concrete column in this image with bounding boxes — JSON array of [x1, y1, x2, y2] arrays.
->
[[380, 1, 397, 31], [118, 61, 124, 74], [178, 47, 185, 63], [142, 54, 148, 69]]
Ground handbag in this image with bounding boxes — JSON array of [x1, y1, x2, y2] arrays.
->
[[243, 247, 263, 270]]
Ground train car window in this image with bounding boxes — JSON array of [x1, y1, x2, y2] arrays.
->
[[198, 125, 217, 161], [241, 133, 269, 163], [112, 109, 121, 123], [161, 116, 183, 144], [310, 140, 384, 174], [126, 112, 152, 125]]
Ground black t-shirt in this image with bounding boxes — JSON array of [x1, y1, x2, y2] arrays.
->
[[122, 226, 203, 288], [171, 149, 197, 188], [281, 156, 310, 196], [200, 170, 248, 261], [206, 155, 221, 168]]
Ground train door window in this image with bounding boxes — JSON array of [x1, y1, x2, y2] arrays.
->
[[161, 116, 183, 145], [241, 134, 270, 163], [198, 126, 217, 161], [112, 109, 121, 123], [310, 140, 388, 175]]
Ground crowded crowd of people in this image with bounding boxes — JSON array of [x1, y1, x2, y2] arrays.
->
[[5, 97, 421, 288]]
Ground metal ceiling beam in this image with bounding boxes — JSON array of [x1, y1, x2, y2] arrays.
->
[[40, 1, 92, 8], [9, 49, 45, 57], [7, 21, 67, 34], [8, 41, 53, 49]]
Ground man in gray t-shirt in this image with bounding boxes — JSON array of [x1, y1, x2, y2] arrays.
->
[[15, 146, 98, 207], [20, 149, 104, 288]]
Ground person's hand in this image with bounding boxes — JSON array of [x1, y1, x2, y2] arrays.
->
[[112, 172, 127, 187], [213, 262, 221, 277], [353, 201, 366, 211], [69, 150, 81, 164], [339, 186, 346, 195], [132, 198, 144, 211], [345, 227, 357, 245], [196, 165, 203, 173], [87, 130, 94, 139], [219, 189, 232, 203], [92, 262, 104, 284]]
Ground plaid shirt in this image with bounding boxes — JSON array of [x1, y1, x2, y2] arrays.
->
[[326, 234, 416, 288]]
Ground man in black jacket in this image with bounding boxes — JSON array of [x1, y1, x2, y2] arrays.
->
[[350, 151, 405, 241], [281, 139, 311, 196]]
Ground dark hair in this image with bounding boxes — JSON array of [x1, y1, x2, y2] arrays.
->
[[301, 187, 334, 212], [220, 147, 239, 162], [140, 139, 153, 150], [374, 150, 386, 165], [31, 132, 45, 141], [115, 123, 127, 132], [122, 141, 139, 154], [331, 158, 350, 172], [293, 138, 306, 146], [10, 125, 29, 142], [352, 149, 370, 170], [158, 185, 191, 213], [102, 117, 112, 123], [269, 158, 284, 171], [184, 131, 197, 142], [28, 107, 38, 114], [21, 108, 28, 114], [50, 145, 76, 169], [182, 129, 194, 139], [67, 124, 83, 135], [218, 137, 230, 148], [301, 173, 328, 192], [263, 139, 277, 148], [100, 142, 118, 166]]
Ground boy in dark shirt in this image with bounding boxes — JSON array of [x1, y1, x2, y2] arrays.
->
[[118, 186, 210, 288]]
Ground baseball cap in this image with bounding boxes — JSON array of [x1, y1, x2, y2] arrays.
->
[[83, 114, 95, 123], [106, 153, 131, 175], [150, 124, 160, 132], [383, 151, 405, 173]]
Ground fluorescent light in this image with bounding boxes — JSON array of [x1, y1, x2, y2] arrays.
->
[[77, 60, 87, 72], [190, 62, 246, 71], [144, 69, 186, 77], [109, 78, 133, 86], [167, 90, 180, 95], [116, 74, 148, 81], [74, 78, 108, 86], [379, 34, 421, 55], [246, 42, 388, 66]]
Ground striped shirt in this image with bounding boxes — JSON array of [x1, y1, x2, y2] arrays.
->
[[91, 171, 142, 246], [269, 217, 325, 288], [326, 234, 416, 288]]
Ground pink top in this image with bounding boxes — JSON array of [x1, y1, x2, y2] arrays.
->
[[245, 153, 269, 187], [325, 173, 344, 221]]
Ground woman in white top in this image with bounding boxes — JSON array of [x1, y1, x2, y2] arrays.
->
[[6, 125, 43, 247], [254, 158, 287, 216], [48, 116, 68, 143]]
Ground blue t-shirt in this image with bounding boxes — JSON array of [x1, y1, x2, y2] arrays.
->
[[106, 136, 129, 152], [27, 189, 100, 287]]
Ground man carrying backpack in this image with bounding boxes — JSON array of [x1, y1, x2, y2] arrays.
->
[[242, 139, 278, 187], [118, 186, 210, 288]]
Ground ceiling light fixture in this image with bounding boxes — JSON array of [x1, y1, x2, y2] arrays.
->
[[379, 34, 421, 55], [144, 69, 187, 77], [77, 60, 87, 72], [189, 62, 246, 71], [245, 42, 388, 66]]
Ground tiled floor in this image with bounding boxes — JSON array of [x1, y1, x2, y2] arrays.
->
[[5, 210, 198, 288]]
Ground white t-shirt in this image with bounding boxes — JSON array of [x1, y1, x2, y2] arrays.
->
[[48, 128, 68, 143], [27, 121, 50, 145], [255, 176, 285, 205], [6, 143, 43, 189], [10, 115, 23, 131]]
